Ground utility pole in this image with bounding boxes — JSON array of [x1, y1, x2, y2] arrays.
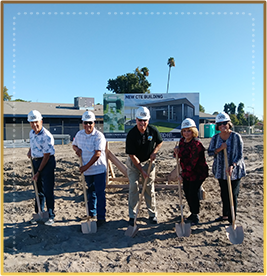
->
[[247, 106, 254, 135]]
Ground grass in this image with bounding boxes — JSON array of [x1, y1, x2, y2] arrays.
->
[[150, 121, 180, 132]]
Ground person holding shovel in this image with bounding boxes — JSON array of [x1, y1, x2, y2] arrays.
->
[[174, 118, 208, 225], [72, 111, 107, 228], [126, 106, 163, 226], [208, 112, 246, 224], [27, 110, 56, 226]]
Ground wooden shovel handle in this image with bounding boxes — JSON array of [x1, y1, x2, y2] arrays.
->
[[176, 156, 185, 224], [79, 157, 90, 218], [223, 148, 236, 227], [30, 157, 42, 214], [134, 160, 153, 225]]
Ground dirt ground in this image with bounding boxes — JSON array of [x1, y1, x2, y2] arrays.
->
[[3, 135, 264, 273]]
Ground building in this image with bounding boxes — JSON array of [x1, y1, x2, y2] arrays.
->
[[3, 97, 103, 141], [3, 97, 216, 141]]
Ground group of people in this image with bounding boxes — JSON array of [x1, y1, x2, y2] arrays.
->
[[27, 107, 246, 228]]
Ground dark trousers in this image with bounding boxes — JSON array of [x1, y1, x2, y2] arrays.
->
[[32, 155, 56, 218], [85, 172, 106, 220], [183, 179, 203, 214], [218, 178, 240, 222]]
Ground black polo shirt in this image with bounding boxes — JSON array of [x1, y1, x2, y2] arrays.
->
[[126, 125, 163, 162]]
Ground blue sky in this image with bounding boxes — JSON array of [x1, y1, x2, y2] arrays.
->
[[3, 2, 264, 119]]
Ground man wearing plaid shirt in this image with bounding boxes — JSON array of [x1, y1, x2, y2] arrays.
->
[[73, 111, 107, 227]]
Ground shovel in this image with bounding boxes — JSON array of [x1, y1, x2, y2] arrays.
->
[[175, 156, 191, 237], [125, 160, 153, 237], [79, 157, 97, 234], [223, 149, 244, 244], [30, 158, 49, 221]]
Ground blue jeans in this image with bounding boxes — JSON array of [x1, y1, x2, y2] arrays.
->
[[32, 155, 56, 218], [84, 172, 106, 220]]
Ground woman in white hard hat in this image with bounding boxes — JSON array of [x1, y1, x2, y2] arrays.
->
[[72, 111, 107, 227], [174, 118, 208, 225], [208, 112, 246, 223], [27, 110, 56, 226]]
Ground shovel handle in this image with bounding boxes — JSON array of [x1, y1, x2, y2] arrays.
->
[[30, 157, 42, 214], [133, 160, 153, 226], [176, 156, 185, 224], [79, 157, 90, 217], [223, 149, 236, 227]]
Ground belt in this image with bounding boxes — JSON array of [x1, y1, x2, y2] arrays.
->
[[32, 155, 54, 161], [32, 157, 43, 161]]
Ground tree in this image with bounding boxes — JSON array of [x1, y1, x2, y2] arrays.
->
[[199, 104, 205, 112], [166, 57, 175, 93], [106, 67, 151, 94], [213, 111, 219, 116], [223, 102, 236, 114], [3, 86, 12, 101], [229, 114, 239, 125]]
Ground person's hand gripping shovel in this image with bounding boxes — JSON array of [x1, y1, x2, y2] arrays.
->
[[175, 155, 191, 237], [125, 160, 153, 237], [30, 157, 49, 222], [79, 157, 97, 234], [223, 149, 244, 244]]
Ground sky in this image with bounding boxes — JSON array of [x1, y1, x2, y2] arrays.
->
[[3, 2, 264, 120]]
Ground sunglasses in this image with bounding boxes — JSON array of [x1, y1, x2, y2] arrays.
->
[[137, 119, 148, 122], [83, 121, 94, 125], [217, 121, 228, 126]]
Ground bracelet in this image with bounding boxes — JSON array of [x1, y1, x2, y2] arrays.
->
[[37, 170, 41, 173]]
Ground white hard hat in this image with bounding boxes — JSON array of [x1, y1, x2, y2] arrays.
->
[[136, 106, 150, 120], [215, 112, 231, 123], [27, 110, 43, 122], [181, 118, 196, 129], [82, 111, 96, 121]]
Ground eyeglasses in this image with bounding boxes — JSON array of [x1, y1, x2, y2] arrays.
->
[[83, 121, 94, 125], [137, 119, 148, 122], [217, 121, 228, 126]]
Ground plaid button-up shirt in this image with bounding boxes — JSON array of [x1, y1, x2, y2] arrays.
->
[[73, 128, 107, 176]]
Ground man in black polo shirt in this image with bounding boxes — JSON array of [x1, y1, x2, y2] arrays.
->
[[126, 106, 163, 226]]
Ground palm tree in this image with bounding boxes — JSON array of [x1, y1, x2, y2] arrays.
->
[[166, 57, 175, 93], [141, 67, 149, 77]]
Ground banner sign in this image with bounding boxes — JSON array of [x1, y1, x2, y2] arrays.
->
[[103, 93, 199, 141]]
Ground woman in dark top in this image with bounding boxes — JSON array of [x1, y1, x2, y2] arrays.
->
[[208, 112, 246, 223], [174, 118, 208, 225]]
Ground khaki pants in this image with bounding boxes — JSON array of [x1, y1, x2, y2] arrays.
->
[[126, 157, 157, 219]]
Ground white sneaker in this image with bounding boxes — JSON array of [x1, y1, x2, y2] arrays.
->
[[44, 218, 54, 226], [30, 219, 38, 225]]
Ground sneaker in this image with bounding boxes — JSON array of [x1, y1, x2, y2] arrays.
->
[[149, 216, 158, 224], [128, 218, 134, 226], [30, 219, 38, 225], [44, 218, 54, 226], [96, 219, 106, 227]]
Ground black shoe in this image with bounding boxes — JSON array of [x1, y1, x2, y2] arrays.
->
[[215, 216, 228, 222], [128, 218, 134, 226], [185, 214, 199, 225], [149, 216, 158, 224], [97, 219, 106, 227], [185, 214, 195, 222]]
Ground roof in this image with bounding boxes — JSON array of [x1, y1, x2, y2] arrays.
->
[[4, 101, 103, 119], [3, 101, 215, 121], [199, 111, 216, 120]]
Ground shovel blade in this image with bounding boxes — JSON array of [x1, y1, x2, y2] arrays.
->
[[225, 225, 244, 244], [125, 225, 139, 237], [81, 221, 97, 234], [33, 211, 49, 221], [175, 222, 191, 237]]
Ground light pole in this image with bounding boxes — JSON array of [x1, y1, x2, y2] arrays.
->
[[247, 106, 254, 135]]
